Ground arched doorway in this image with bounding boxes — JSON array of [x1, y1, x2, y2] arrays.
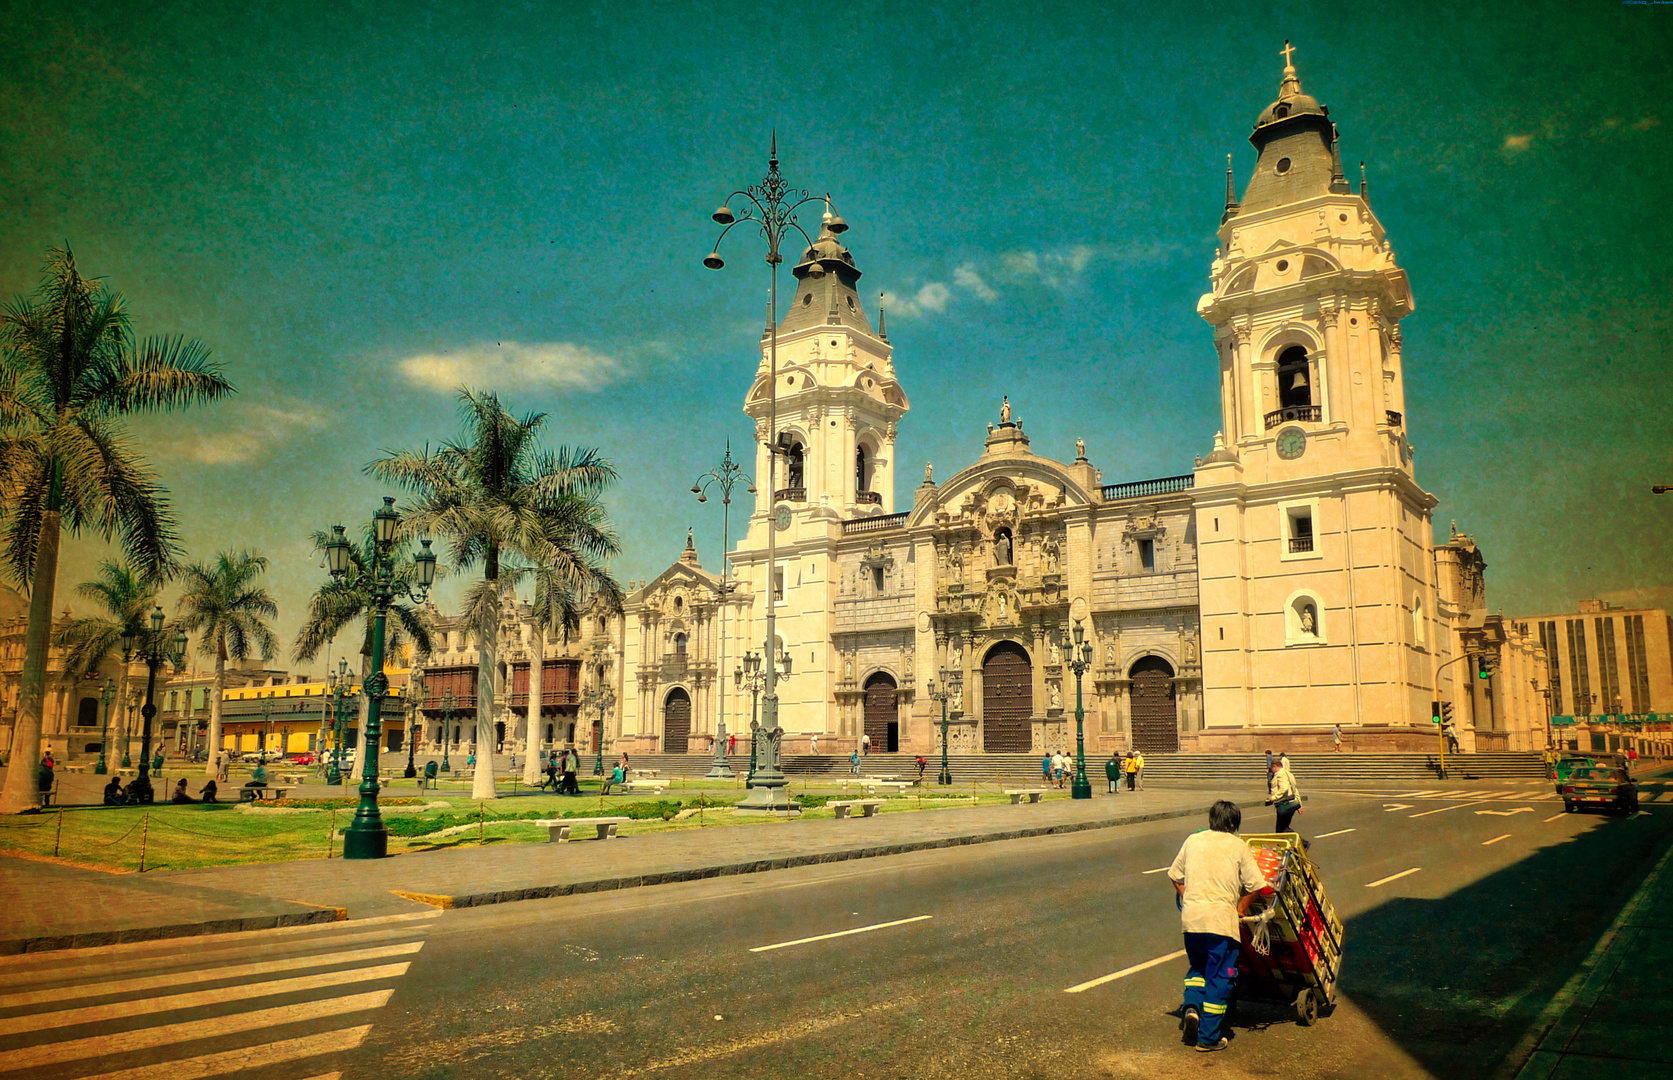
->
[[1129, 656, 1178, 753], [863, 673, 899, 752], [664, 688, 691, 753], [983, 641, 1033, 752]]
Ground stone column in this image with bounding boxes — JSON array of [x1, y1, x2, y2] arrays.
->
[[963, 628, 979, 748]]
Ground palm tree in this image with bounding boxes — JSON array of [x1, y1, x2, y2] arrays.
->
[[53, 561, 159, 765], [294, 527, 434, 780], [173, 551, 280, 776], [369, 388, 621, 800], [0, 246, 232, 812], [520, 555, 623, 786]]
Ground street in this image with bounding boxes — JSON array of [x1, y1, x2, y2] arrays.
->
[[2, 778, 1670, 1080]]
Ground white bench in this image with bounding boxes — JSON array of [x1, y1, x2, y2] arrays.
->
[[63, 764, 90, 774], [861, 780, 912, 794], [631, 769, 660, 779], [277, 773, 307, 785], [828, 799, 885, 820], [620, 780, 668, 795], [1005, 788, 1048, 805], [533, 816, 631, 842], [238, 785, 291, 803]]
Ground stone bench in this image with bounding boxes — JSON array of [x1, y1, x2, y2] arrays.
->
[[62, 764, 90, 774], [860, 780, 912, 794], [277, 774, 307, 785], [631, 769, 659, 778], [238, 786, 291, 803], [533, 816, 632, 843], [620, 780, 668, 795], [829, 799, 885, 820], [1005, 788, 1048, 805]]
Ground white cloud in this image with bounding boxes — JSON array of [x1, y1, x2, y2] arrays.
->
[[953, 264, 998, 302], [398, 341, 624, 395], [1000, 244, 1100, 288], [880, 242, 1178, 322], [156, 403, 328, 466], [881, 282, 954, 318]]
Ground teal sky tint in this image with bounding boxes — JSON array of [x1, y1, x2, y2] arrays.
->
[[3, 0, 1669, 675]]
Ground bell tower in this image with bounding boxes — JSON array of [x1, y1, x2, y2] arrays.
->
[[742, 212, 909, 524], [1192, 44, 1443, 747]]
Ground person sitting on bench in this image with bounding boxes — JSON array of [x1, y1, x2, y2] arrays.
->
[[103, 776, 125, 806], [601, 761, 625, 795]]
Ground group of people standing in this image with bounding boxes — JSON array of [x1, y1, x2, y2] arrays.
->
[[1102, 750, 1145, 792]]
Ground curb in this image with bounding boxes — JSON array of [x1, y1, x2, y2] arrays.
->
[[395, 803, 1214, 911], [0, 906, 346, 956]]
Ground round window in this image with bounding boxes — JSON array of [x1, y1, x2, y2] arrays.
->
[[1339, 213, 1348, 222], [802, 294, 812, 306], [1275, 157, 1292, 174], [1276, 259, 1290, 272], [846, 296, 856, 310]]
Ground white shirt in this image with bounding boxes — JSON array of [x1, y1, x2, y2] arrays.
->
[[1167, 830, 1269, 940]]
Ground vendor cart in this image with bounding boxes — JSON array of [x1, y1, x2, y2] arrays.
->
[[1236, 833, 1344, 1025]]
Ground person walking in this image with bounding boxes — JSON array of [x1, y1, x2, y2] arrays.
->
[[560, 748, 578, 795], [1042, 753, 1053, 787], [850, 749, 861, 777], [1167, 800, 1274, 1053], [861, 732, 871, 757], [1105, 754, 1120, 794], [729, 732, 738, 756], [1267, 757, 1303, 834], [1264, 748, 1273, 777], [915, 755, 927, 784], [1332, 725, 1343, 753]]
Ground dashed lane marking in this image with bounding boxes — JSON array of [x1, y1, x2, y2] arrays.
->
[[0, 941, 424, 1008], [1410, 805, 1467, 818], [1544, 812, 1568, 822], [1474, 808, 1535, 817], [1482, 834, 1512, 846], [65, 1029, 365, 1080], [1315, 829, 1357, 838], [750, 915, 932, 953], [1383, 804, 1413, 811], [0, 989, 393, 1073], [1140, 867, 1171, 874], [1366, 868, 1422, 888], [1064, 949, 1189, 994]]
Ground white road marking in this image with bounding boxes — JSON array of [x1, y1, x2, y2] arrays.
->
[[1466, 791, 1513, 801], [1064, 949, 1189, 994], [1474, 808, 1535, 817], [0, 989, 392, 1073], [1531, 793, 1558, 801], [750, 915, 932, 953], [1383, 804, 1413, 811], [1543, 813, 1568, 822], [0, 941, 424, 1008], [1, 963, 411, 1036], [1316, 829, 1357, 838], [1141, 867, 1171, 874], [1410, 805, 1466, 818], [65, 1028, 367, 1080], [1655, 792, 1673, 802], [1482, 834, 1512, 846], [1634, 810, 1653, 818], [1402, 791, 1439, 798], [0, 926, 428, 986], [1366, 868, 1422, 888]]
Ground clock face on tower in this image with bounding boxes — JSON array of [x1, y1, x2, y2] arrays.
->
[[774, 504, 792, 531], [1275, 427, 1307, 460]]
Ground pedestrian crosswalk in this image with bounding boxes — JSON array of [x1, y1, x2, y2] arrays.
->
[[0, 910, 437, 1080]]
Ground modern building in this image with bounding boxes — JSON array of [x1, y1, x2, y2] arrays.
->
[[1516, 599, 1672, 755]]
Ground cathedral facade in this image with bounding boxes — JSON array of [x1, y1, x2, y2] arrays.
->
[[608, 54, 1525, 758]]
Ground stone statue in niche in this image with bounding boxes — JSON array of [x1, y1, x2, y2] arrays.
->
[[1040, 533, 1061, 573], [1184, 632, 1199, 664], [903, 649, 913, 679], [949, 636, 963, 669], [994, 530, 1012, 566], [1299, 604, 1318, 636], [1049, 636, 1062, 666], [844, 655, 855, 680], [1050, 682, 1062, 708], [1105, 643, 1115, 666]]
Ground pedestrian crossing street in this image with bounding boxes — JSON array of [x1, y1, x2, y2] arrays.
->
[[0, 909, 439, 1080]]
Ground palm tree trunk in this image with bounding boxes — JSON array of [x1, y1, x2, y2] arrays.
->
[[203, 652, 225, 777], [524, 625, 544, 786], [0, 506, 61, 814]]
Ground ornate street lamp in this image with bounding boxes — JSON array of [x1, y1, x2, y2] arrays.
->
[[584, 682, 615, 777], [1067, 620, 1095, 800], [693, 441, 755, 779], [327, 658, 352, 785], [735, 651, 764, 782], [119, 605, 189, 804], [926, 665, 962, 786], [440, 688, 454, 773], [320, 499, 436, 858], [706, 137, 836, 813], [404, 674, 424, 779], [122, 692, 136, 768], [253, 695, 274, 784], [95, 678, 117, 775]]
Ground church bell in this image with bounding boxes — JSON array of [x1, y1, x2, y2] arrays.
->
[[1289, 370, 1309, 392]]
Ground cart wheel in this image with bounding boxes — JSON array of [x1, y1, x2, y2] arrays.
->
[[1296, 989, 1319, 1026]]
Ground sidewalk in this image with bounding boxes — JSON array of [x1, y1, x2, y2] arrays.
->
[[1, 784, 1251, 953], [1509, 820, 1673, 1080]]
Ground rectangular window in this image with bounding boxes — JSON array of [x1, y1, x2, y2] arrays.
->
[[1138, 538, 1155, 570], [1596, 618, 1621, 714], [1627, 615, 1651, 713], [1567, 619, 1592, 715], [773, 568, 784, 602], [872, 567, 885, 593], [1540, 620, 1564, 714], [1280, 502, 1319, 559]]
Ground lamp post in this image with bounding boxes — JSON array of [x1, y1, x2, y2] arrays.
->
[[440, 688, 454, 773], [706, 138, 838, 813], [95, 678, 117, 775], [735, 652, 765, 782], [321, 499, 437, 859], [253, 695, 273, 784], [404, 674, 423, 779], [584, 683, 615, 777], [327, 658, 351, 786], [1067, 620, 1095, 800], [118, 605, 188, 805], [926, 664, 961, 786], [122, 692, 136, 768], [693, 441, 754, 780]]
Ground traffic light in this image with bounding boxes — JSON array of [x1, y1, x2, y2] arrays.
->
[[1441, 702, 1455, 725], [1431, 699, 1442, 724], [1477, 653, 1496, 680]]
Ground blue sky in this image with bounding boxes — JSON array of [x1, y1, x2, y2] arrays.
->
[[2, 0, 1669, 674]]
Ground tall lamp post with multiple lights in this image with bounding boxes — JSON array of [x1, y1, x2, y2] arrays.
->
[[734, 651, 765, 783], [253, 695, 274, 784], [439, 688, 454, 773], [706, 138, 839, 812], [926, 665, 961, 786], [404, 674, 424, 778], [1066, 620, 1095, 800], [693, 441, 755, 779], [321, 498, 437, 859], [327, 659, 352, 786], [119, 605, 189, 805], [95, 678, 117, 775], [584, 682, 615, 777]]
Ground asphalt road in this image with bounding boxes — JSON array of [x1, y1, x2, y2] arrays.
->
[[4, 778, 1670, 1080]]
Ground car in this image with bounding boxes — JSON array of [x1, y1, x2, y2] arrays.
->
[[287, 752, 318, 765], [1551, 752, 1629, 792], [240, 749, 283, 764], [1561, 767, 1638, 815]]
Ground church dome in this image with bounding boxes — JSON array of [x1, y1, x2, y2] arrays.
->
[[1255, 91, 1326, 130]]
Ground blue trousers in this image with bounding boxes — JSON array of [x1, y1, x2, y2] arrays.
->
[[1182, 932, 1240, 1045]]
